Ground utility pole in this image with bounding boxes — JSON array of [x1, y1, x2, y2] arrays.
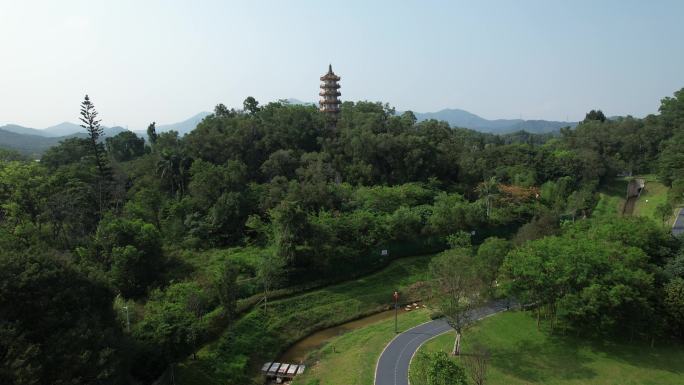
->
[[393, 291, 399, 333], [123, 305, 130, 332]]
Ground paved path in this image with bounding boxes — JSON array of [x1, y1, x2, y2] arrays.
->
[[673, 208, 684, 237], [374, 300, 509, 385]]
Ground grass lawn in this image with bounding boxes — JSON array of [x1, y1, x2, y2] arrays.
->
[[412, 311, 684, 385], [632, 175, 671, 223], [593, 175, 675, 224], [592, 178, 628, 220], [293, 309, 431, 385], [175, 254, 435, 385]]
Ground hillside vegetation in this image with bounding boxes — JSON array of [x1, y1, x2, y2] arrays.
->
[[2, 88, 684, 385], [174, 255, 433, 384]]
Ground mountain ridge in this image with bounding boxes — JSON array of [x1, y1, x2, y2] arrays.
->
[[1, 105, 577, 157], [0, 126, 129, 158], [408, 108, 577, 134], [154, 112, 211, 135]]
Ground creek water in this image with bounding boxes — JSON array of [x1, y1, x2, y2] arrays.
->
[[279, 304, 420, 363]]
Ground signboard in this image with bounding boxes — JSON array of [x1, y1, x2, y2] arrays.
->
[[381, 249, 389, 256]]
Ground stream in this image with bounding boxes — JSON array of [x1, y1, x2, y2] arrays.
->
[[279, 304, 420, 363]]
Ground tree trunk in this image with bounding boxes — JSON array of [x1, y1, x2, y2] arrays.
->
[[453, 331, 462, 356], [536, 307, 540, 330]]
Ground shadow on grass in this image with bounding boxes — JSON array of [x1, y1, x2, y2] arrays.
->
[[492, 331, 684, 383], [579, 336, 684, 376], [599, 178, 629, 197], [490, 337, 597, 383]]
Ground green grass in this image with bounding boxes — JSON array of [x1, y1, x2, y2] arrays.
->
[[592, 175, 674, 224], [292, 309, 431, 385], [592, 178, 628, 220], [170, 246, 261, 281], [633, 175, 670, 223], [412, 311, 684, 385], [176, 254, 435, 384]]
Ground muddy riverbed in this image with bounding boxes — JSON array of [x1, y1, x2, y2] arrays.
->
[[279, 303, 423, 363]]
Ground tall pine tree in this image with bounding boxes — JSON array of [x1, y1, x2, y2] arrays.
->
[[79, 94, 111, 212]]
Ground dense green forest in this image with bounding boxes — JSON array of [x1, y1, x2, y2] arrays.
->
[[2, 88, 684, 385]]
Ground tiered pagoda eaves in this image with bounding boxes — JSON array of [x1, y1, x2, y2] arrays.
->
[[319, 64, 341, 121]]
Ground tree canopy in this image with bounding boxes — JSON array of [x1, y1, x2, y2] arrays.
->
[[2, 87, 684, 384]]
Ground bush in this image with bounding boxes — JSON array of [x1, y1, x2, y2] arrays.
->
[[412, 351, 468, 385], [429, 310, 444, 320], [93, 216, 164, 298]]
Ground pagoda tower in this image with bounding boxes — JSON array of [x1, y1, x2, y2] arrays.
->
[[319, 64, 341, 121]]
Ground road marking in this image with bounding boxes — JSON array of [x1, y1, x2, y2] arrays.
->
[[394, 324, 446, 385], [376, 301, 511, 385], [672, 207, 684, 235], [374, 318, 435, 385], [404, 305, 508, 385], [407, 324, 451, 385]]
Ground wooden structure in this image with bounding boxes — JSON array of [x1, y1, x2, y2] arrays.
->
[[319, 64, 341, 121], [261, 362, 305, 382]]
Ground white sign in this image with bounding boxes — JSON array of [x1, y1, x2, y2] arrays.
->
[[381, 249, 389, 256]]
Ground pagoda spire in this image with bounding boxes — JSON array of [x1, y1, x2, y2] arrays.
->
[[319, 64, 341, 122]]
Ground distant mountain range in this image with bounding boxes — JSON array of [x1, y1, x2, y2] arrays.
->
[[287, 99, 577, 134], [410, 108, 577, 134], [150, 112, 211, 136], [0, 105, 577, 157], [1, 122, 82, 137], [0, 125, 128, 158], [2, 122, 128, 138], [0, 113, 213, 157]]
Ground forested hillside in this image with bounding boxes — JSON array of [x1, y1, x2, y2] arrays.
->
[[1, 89, 684, 385]]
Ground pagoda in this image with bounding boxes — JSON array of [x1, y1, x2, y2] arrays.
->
[[319, 64, 341, 121]]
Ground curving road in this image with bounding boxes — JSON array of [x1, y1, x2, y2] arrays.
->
[[673, 207, 684, 237], [374, 300, 509, 385]]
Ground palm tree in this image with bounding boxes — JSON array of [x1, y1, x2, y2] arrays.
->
[[475, 176, 499, 218], [157, 151, 190, 197]]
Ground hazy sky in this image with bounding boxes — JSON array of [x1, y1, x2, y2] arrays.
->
[[2, 0, 683, 129]]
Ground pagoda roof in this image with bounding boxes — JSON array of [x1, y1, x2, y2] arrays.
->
[[319, 89, 341, 96], [320, 64, 341, 81]]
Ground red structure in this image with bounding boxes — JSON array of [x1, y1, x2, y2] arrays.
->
[[319, 64, 341, 121]]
